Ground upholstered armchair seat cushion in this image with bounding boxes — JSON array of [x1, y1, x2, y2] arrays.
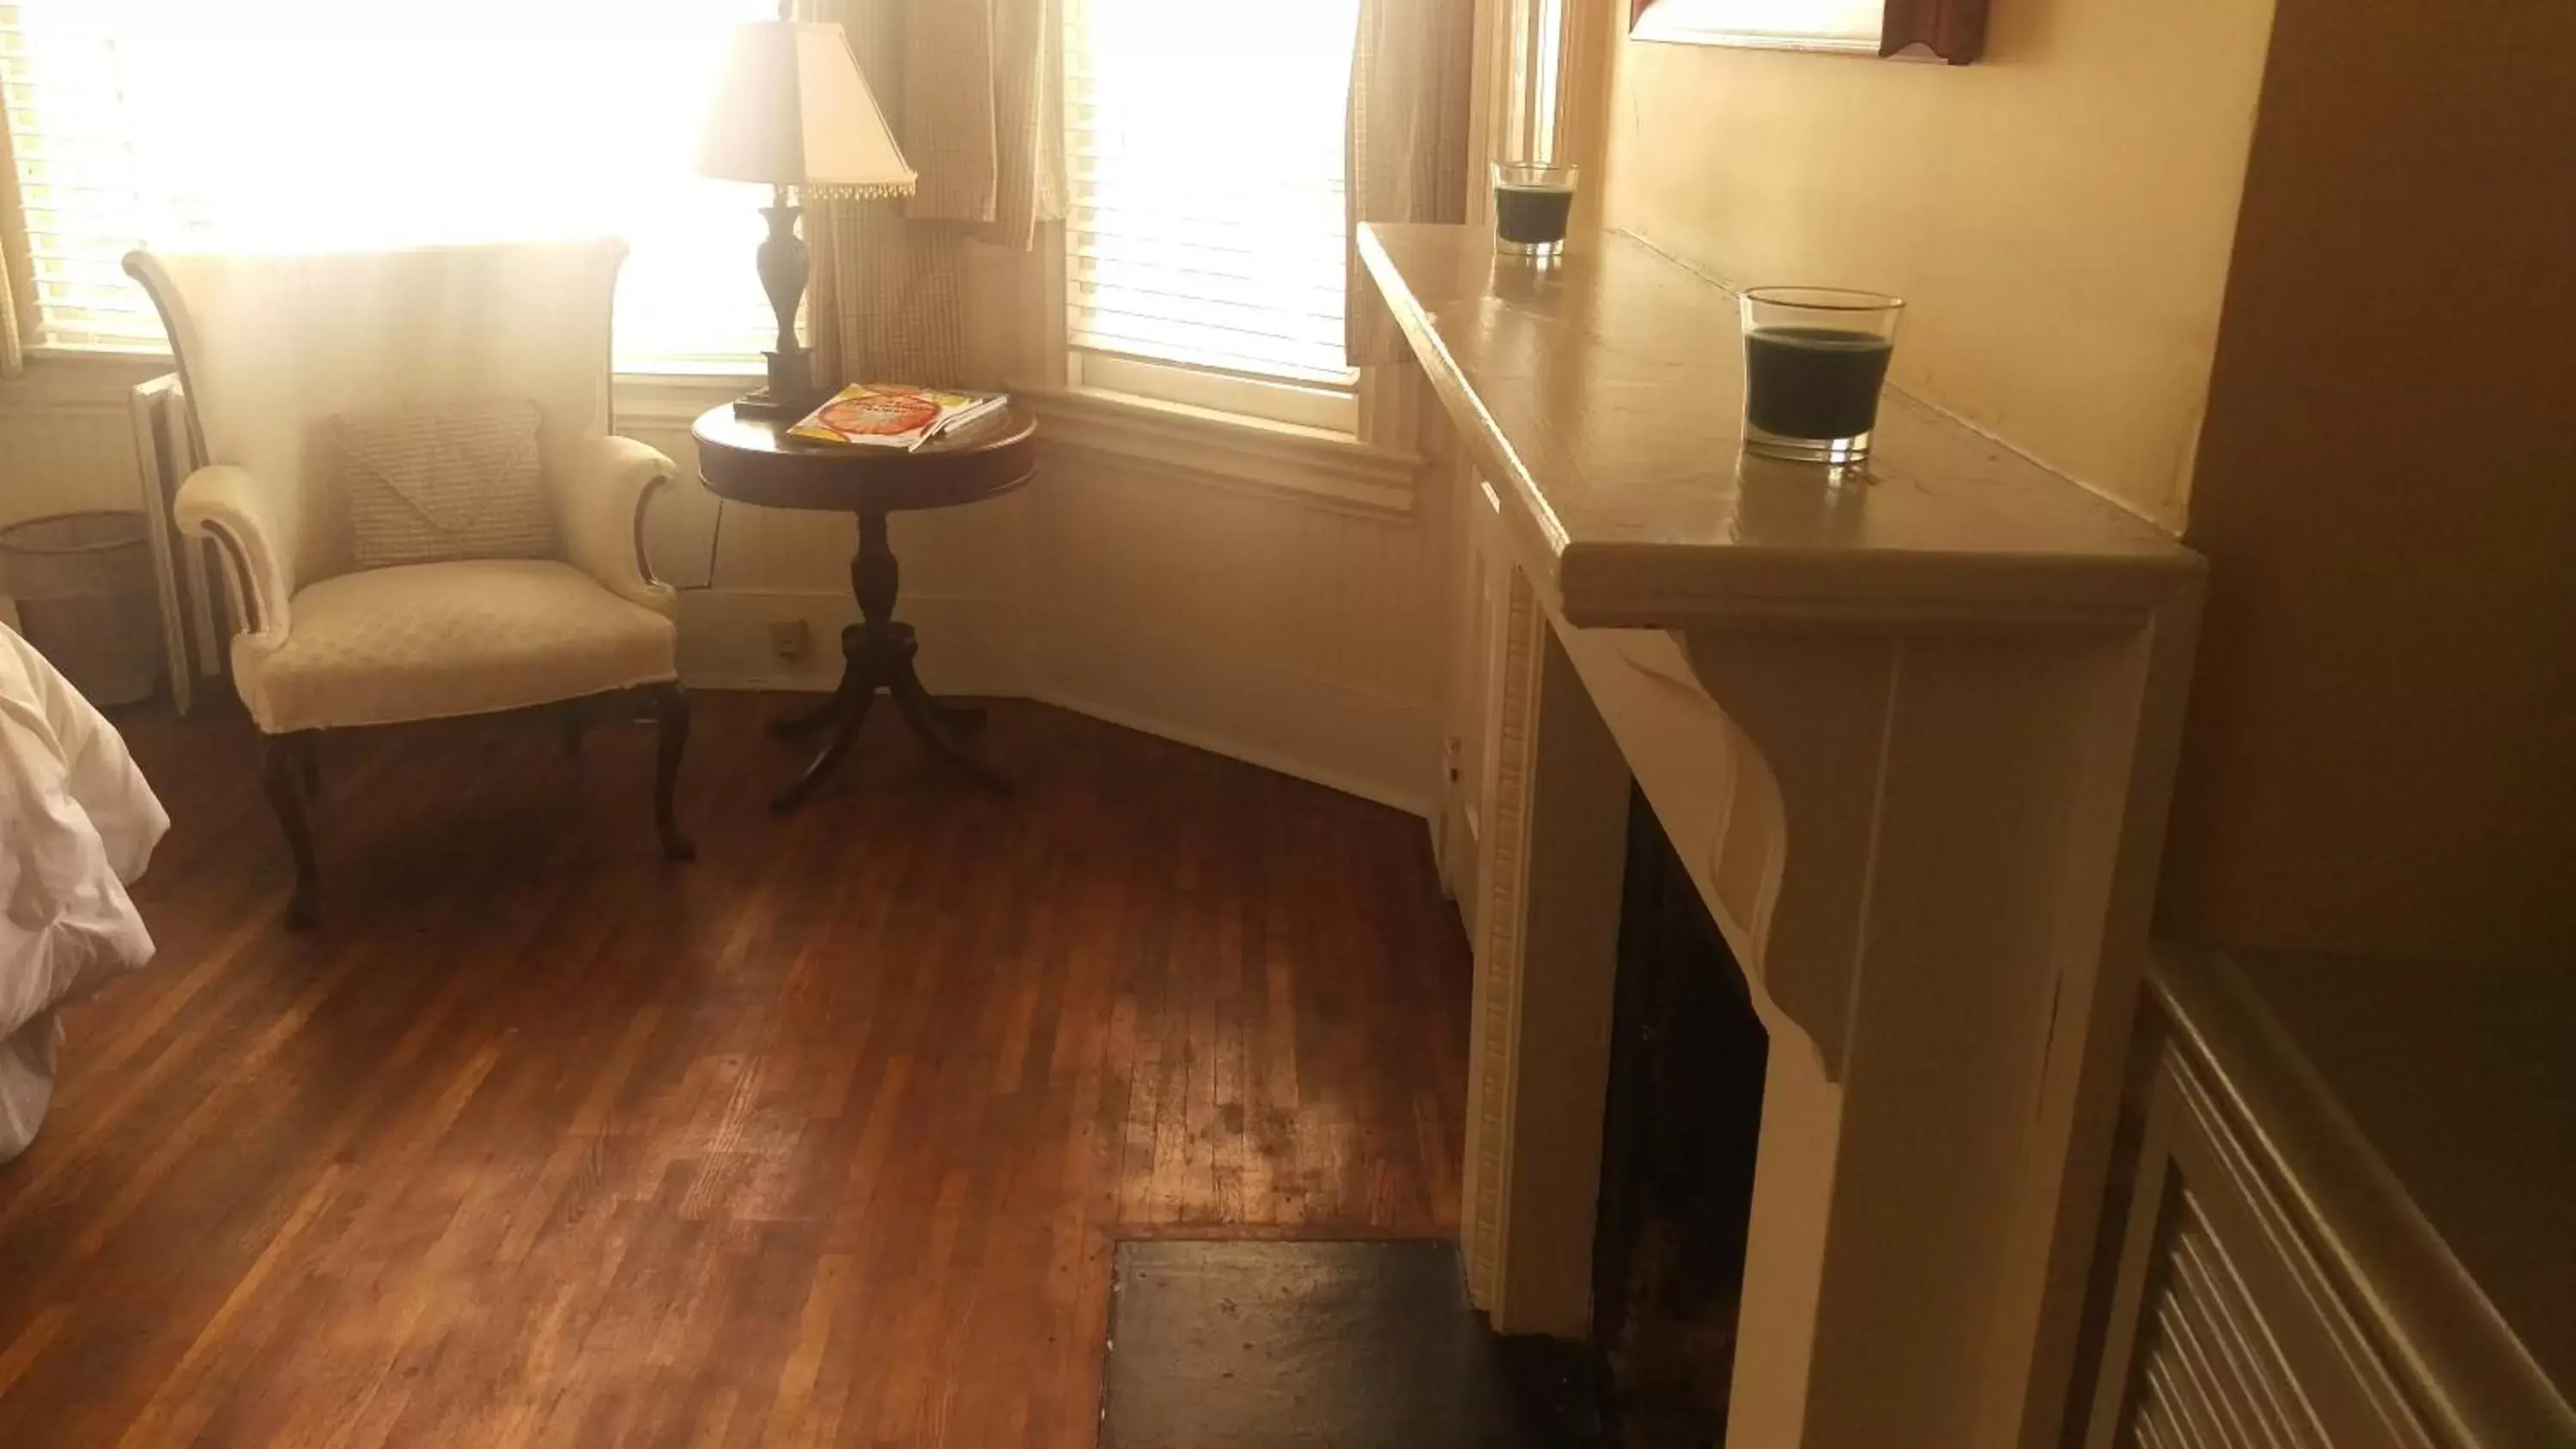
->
[[240, 559, 677, 735]]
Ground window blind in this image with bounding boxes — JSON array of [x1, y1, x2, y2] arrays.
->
[[1064, 0, 1360, 391], [0, 0, 775, 368], [0, 5, 160, 349]]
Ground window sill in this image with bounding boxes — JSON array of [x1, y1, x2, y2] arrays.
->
[[3, 348, 176, 408], [1016, 384, 1423, 521], [613, 371, 756, 427], [6, 348, 1427, 521], [21, 344, 169, 367]]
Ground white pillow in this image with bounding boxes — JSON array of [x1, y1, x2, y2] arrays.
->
[[337, 399, 557, 569]]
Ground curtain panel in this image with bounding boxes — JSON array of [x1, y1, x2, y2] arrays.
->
[[0, 106, 27, 378], [805, 0, 1064, 389], [1346, 0, 1475, 367]]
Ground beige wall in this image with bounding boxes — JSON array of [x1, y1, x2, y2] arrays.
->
[[1600, 0, 2275, 528], [2156, 0, 2576, 955], [1595, 0, 2576, 954]]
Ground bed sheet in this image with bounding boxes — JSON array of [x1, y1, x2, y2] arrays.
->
[[1, 624, 169, 1161]]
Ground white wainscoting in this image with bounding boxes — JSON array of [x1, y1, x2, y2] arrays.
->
[[1029, 446, 1443, 815], [0, 361, 1447, 816]]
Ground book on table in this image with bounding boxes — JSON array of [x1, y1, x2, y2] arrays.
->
[[784, 383, 1008, 452]]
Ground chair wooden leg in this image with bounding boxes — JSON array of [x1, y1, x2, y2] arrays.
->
[[651, 682, 696, 862], [263, 732, 321, 930]]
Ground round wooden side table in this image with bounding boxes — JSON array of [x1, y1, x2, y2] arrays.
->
[[691, 403, 1038, 811]]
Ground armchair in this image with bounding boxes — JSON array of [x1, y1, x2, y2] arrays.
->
[[125, 240, 694, 928]]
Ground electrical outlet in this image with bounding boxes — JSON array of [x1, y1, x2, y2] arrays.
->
[[769, 618, 811, 661]]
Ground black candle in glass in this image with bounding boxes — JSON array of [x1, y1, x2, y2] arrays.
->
[[1493, 161, 1577, 258], [1738, 287, 1905, 465]]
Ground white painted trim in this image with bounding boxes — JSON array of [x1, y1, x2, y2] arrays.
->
[[1069, 350, 1358, 433], [1628, 0, 1881, 55], [126, 373, 197, 711], [21, 350, 1424, 522], [1021, 385, 1424, 521], [615, 367, 1430, 525], [1357, 361, 1426, 456], [1462, 561, 1545, 1309], [3, 349, 173, 409]]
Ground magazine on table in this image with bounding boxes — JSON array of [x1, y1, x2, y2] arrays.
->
[[784, 383, 1008, 452]]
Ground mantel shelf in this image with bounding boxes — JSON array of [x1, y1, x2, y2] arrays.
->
[[1361, 223, 2201, 630]]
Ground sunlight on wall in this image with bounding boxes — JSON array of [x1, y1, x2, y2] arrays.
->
[[6, 0, 776, 366]]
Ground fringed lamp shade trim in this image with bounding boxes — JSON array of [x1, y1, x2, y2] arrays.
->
[[802, 180, 919, 202]]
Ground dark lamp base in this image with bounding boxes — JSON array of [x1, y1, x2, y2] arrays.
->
[[744, 193, 821, 422], [734, 346, 822, 421], [730, 390, 810, 421]]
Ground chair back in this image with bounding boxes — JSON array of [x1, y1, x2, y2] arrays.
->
[[125, 239, 628, 585]]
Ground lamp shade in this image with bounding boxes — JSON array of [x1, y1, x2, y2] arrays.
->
[[698, 21, 916, 198]]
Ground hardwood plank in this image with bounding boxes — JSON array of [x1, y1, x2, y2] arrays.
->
[[0, 695, 1468, 1446]]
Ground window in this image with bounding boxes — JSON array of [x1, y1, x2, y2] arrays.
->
[[1064, 0, 1360, 421], [0, 0, 774, 370]]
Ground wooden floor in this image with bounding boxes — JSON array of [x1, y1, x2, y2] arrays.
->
[[0, 694, 1470, 1447]]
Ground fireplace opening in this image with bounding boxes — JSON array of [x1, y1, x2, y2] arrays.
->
[[1593, 786, 1769, 1444]]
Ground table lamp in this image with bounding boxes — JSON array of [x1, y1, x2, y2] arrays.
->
[[699, 14, 916, 419]]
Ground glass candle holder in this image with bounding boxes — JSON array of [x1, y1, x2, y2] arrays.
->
[[1493, 161, 1578, 258], [1738, 287, 1905, 464]]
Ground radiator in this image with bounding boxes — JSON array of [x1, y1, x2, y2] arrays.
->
[[128, 373, 228, 712]]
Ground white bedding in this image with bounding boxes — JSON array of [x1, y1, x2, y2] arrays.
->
[[1, 623, 168, 1161]]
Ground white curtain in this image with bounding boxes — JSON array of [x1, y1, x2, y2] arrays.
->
[[1346, 0, 1475, 367]]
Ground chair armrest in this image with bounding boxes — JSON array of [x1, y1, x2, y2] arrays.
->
[[171, 464, 295, 645], [557, 435, 679, 614]]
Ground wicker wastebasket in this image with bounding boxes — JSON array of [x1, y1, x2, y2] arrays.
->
[[1, 511, 165, 707]]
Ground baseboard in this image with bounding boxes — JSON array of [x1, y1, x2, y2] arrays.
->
[[1435, 796, 1478, 907]]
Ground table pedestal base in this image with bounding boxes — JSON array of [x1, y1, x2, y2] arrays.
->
[[769, 510, 1010, 811]]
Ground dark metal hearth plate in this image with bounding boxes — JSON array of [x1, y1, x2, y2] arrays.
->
[[1100, 1240, 1546, 1448]]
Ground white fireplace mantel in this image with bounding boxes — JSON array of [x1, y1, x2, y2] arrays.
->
[[1364, 224, 2204, 1449]]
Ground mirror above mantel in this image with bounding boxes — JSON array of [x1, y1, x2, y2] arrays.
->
[[1630, 0, 1986, 64]]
